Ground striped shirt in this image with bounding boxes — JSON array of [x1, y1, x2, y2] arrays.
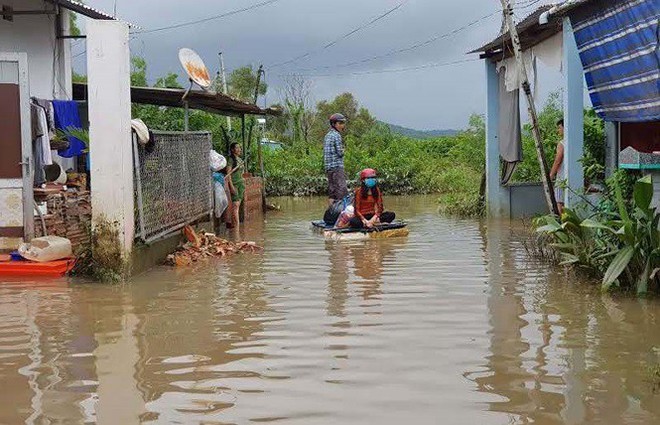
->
[[324, 128, 344, 171]]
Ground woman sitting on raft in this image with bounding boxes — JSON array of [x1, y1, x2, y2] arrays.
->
[[351, 168, 396, 229]]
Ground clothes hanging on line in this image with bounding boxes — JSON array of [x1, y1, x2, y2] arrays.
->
[[30, 102, 54, 186], [32, 98, 56, 138], [52, 100, 86, 158], [497, 70, 522, 185], [533, 33, 563, 74]]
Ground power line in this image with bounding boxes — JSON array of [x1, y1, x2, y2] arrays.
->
[[133, 0, 283, 35], [278, 58, 478, 78], [269, 0, 410, 69], [291, 10, 501, 73]]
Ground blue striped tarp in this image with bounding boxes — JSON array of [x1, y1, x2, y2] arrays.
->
[[569, 0, 659, 122]]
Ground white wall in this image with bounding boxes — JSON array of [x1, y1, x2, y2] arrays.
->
[[0, 0, 75, 171], [0, 0, 72, 99]]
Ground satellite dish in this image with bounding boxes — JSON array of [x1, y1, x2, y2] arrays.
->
[[178, 48, 213, 91]]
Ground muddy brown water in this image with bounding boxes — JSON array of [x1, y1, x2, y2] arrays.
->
[[1, 195, 660, 424]]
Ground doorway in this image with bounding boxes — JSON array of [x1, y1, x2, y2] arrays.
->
[[0, 53, 34, 250]]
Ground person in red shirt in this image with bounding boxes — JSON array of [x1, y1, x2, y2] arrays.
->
[[350, 168, 396, 229]]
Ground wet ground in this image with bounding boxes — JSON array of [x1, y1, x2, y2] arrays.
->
[[1, 195, 660, 424]]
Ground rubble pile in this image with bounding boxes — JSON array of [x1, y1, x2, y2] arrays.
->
[[165, 225, 263, 266]]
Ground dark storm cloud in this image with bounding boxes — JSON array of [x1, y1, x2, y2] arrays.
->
[[86, 0, 557, 130]]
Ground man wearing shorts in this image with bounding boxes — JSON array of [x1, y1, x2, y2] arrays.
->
[[324, 113, 349, 206]]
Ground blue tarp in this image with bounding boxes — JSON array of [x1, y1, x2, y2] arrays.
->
[[569, 0, 659, 122]]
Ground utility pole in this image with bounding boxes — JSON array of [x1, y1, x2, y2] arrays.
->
[[500, 0, 558, 215], [253, 65, 264, 104], [219, 52, 232, 131]]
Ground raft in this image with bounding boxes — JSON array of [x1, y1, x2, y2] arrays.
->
[[0, 258, 76, 277], [312, 220, 409, 241]]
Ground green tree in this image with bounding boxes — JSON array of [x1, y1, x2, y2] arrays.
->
[[228, 65, 267, 102], [131, 56, 148, 87], [313, 92, 376, 143], [154, 72, 182, 89]]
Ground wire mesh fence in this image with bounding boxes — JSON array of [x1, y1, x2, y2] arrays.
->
[[133, 131, 212, 243]]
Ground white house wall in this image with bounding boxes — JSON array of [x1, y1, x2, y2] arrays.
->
[[0, 0, 72, 99]]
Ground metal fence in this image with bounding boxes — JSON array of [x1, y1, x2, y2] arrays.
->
[[133, 131, 212, 243]]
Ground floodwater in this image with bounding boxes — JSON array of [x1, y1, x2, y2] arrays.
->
[[2, 196, 660, 425]]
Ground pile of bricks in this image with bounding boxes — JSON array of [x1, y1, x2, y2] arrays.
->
[[34, 188, 92, 252]]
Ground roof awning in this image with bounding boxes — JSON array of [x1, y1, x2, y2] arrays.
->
[[44, 0, 138, 28], [469, 5, 562, 61], [72, 83, 281, 117]]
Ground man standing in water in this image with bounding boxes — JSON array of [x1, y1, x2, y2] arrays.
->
[[324, 113, 349, 206]]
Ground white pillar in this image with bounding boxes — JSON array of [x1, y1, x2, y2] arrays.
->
[[563, 18, 585, 208], [86, 20, 134, 253], [486, 60, 510, 218]]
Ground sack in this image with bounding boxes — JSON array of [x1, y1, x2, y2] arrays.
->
[[210, 150, 227, 172], [323, 193, 354, 225], [214, 181, 229, 218], [335, 205, 355, 228], [18, 236, 72, 262]]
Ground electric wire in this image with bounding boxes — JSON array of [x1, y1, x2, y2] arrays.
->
[[269, 0, 410, 69], [133, 0, 283, 35], [278, 58, 478, 78], [289, 10, 501, 73]]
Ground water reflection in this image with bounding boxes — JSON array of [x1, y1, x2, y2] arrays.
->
[[2, 197, 660, 424], [129, 245, 272, 423], [325, 239, 404, 318], [469, 221, 660, 425]]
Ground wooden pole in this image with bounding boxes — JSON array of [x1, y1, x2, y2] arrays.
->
[[219, 52, 232, 132], [500, 0, 559, 215], [241, 115, 246, 172]]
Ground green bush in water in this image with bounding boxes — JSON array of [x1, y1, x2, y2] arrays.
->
[[535, 175, 660, 295]]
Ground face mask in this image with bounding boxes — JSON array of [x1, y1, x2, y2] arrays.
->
[[364, 178, 377, 189]]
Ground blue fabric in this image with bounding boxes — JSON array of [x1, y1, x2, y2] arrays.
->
[[568, 0, 659, 122], [364, 178, 377, 188], [213, 172, 225, 185], [52, 100, 86, 157], [323, 128, 344, 171]]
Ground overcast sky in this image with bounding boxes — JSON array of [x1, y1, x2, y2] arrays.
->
[[80, 0, 560, 130]]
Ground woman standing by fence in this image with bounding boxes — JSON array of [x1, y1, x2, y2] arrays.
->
[[227, 142, 245, 231]]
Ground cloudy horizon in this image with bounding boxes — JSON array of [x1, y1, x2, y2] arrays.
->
[[79, 0, 561, 131]]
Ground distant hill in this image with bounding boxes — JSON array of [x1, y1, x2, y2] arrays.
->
[[380, 121, 459, 139]]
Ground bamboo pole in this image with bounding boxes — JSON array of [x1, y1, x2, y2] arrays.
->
[[500, 0, 559, 215]]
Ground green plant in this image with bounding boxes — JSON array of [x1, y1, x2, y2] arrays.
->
[[59, 127, 90, 153], [535, 175, 660, 295], [582, 175, 660, 294]]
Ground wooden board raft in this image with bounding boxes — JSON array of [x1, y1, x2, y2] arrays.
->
[[311, 221, 409, 241]]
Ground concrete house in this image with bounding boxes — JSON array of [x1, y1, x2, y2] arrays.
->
[[0, 0, 123, 250], [472, 0, 659, 219]]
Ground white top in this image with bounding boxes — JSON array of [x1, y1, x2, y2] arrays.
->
[[557, 140, 566, 181]]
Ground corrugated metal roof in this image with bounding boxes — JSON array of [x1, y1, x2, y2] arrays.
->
[[469, 4, 561, 58], [44, 0, 138, 28], [548, 0, 597, 17], [72, 83, 281, 117]]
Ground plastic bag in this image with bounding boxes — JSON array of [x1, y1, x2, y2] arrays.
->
[[335, 205, 355, 228], [18, 236, 72, 262], [214, 181, 229, 218], [323, 193, 355, 225], [210, 150, 227, 172]]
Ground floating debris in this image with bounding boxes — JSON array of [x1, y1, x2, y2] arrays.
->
[[165, 225, 263, 266]]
